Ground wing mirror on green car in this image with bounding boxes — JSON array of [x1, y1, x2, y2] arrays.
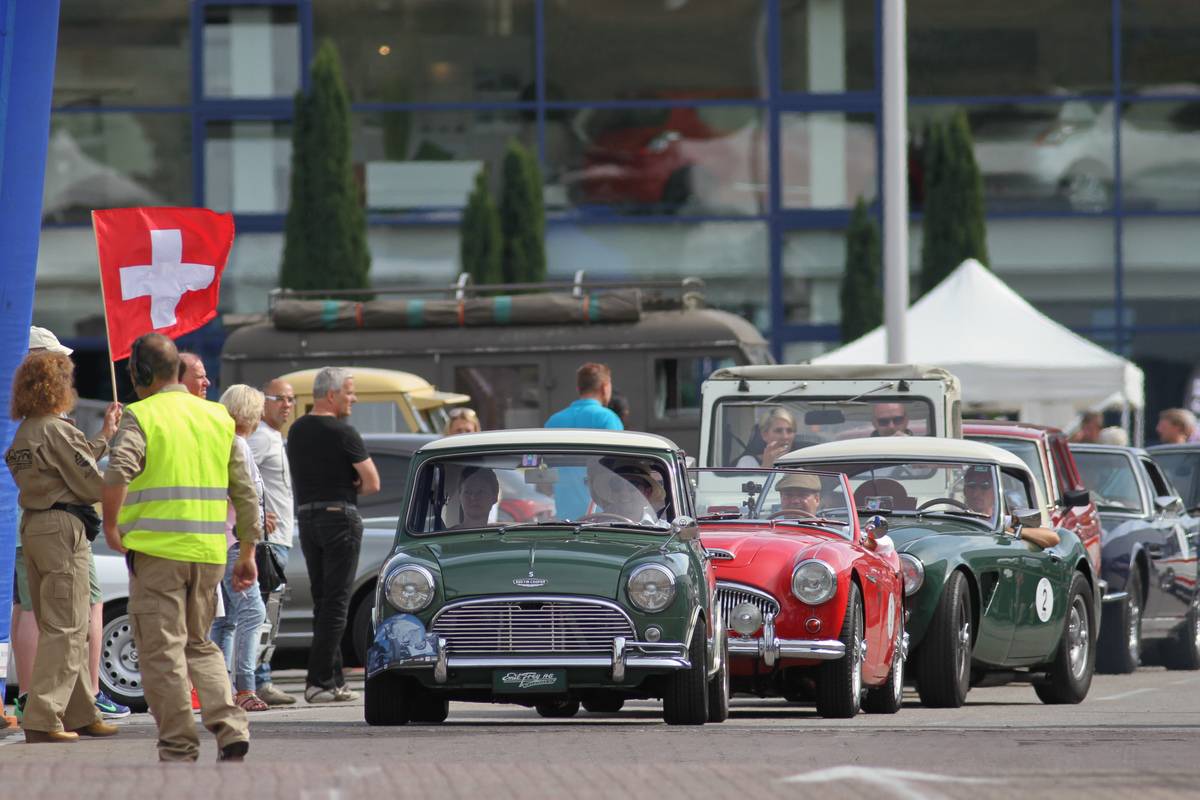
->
[[1011, 508, 1043, 529], [672, 515, 699, 541], [1060, 488, 1091, 508]]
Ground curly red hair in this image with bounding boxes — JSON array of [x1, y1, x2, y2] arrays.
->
[[10, 350, 76, 420]]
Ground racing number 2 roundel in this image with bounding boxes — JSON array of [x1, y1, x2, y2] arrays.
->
[[1035, 578, 1054, 623]]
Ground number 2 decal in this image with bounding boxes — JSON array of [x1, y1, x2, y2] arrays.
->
[[1035, 577, 1054, 622]]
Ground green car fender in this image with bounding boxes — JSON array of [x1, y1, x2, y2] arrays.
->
[[619, 550, 707, 645]]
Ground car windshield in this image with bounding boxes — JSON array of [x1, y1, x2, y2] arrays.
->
[[711, 397, 934, 468], [406, 451, 674, 535], [973, 437, 1048, 496], [689, 468, 852, 539], [779, 459, 1002, 528], [1074, 452, 1144, 513], [1153, 453, 1199, 509]]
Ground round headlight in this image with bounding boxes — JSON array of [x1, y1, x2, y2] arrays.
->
[[627, 564, 676, 613], [730, 602, 763, 636], [384, 565, 435, 612], [792, 559, 837, 605], [899, 553, 925, 597]]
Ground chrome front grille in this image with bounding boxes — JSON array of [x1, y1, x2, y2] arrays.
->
[[717, 582, 780, 627], [431, 598, 636, 656]]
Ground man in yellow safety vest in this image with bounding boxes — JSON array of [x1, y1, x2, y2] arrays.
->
[[101, 333, 263, 762]]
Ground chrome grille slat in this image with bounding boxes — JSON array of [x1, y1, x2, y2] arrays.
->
[[716, 582, 780, 629], [431, 599, 636, 656]]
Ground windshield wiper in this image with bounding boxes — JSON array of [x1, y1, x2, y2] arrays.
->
[[773, 517, 849, 527], [697, 512, 746, 521], [576, 521, 672, 533], [496, 520, 576, 536]]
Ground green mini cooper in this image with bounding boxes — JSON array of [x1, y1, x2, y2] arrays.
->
[[364, 429, 729, 726]]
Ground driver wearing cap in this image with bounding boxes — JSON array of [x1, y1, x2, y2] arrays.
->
[[777, 472, 822, 517], [587, 460, 667, 525]]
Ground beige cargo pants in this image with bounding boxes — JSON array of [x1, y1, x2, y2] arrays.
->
[[20, 509, 101, 734], [127, 550, 249, 761]]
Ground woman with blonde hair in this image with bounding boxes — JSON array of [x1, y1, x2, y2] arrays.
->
[[445, 407, 481, 436], [736, 406, 797, 469], [210, 384, 271, 711], [5, 350, 120, 743]]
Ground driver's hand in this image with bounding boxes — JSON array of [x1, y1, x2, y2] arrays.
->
[[761, 440, 791, 469]]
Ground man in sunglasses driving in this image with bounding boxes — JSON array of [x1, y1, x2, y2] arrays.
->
[[870, 403, 913, 438]]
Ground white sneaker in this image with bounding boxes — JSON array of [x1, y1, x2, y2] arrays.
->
[[304, 686, 339, 704], [333, 685, 359, 702]]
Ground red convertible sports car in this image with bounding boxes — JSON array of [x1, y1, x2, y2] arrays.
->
[[693, 468, 906, 717]]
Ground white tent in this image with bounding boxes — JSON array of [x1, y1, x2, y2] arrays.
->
[[812, 259, 1144, 435]]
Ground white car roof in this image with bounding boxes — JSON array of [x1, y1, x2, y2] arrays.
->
[[417, 428, 681, 453], [776, 436, 1028, 471], [708, 363, 958, 383]]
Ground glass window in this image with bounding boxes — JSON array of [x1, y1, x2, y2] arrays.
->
[[779, 0, 875, 93], [1073, 451, 1143, 512], [368, 227, 461, 285], [546, 0, 763, 102], [454, 365, 542, 431], [313, 0, 534, 103], [1152, 452, 1200, 509], [221, 233, 285, 313], [908, 1, 1111, 96], [354, 110, 527, 211], [548, 104, 765, 215], [55, 1, 191, 107], [203, 6, 300, 99], [654, 357, 734, 419], [781, 112, 877, 208], [1123, 219, 1200, 329], [910, 102, 1115, 213], [545, 222, 769, 330], [204, 121, 292, 214], [783, 230, 846, 325], [43, 113, 192, 224], [974, 438, 1048, 503], [1120, 101, 1200, 211], [691, 468, 853, 537], [1122, 1, 1200, 94]]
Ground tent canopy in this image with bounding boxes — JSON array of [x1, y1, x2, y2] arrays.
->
[[813, 259, 1143, 430]]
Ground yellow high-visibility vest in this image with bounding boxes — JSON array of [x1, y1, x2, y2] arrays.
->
[[119, 390, 234, 564]]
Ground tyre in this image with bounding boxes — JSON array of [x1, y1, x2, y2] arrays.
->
[[534, 698, 580, 718], [863, 628, 905, 715], [662, 619, 709, 725], [1097, 568, 1141, 674], [816, 582, 865, 718], [707, 630, 730, 723], [364, 672, 410, 725], [1035, 573, 1095, 704], [1161, 590, 1200, 671], [99, 601, 149, 713], [349, 594, 375, 668], [408, 693, 449, 723], [581, 695, 625, 713], [914, 570, 973, 708]]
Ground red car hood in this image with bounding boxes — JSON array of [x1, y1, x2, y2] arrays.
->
[[700, 525, 840, 569]]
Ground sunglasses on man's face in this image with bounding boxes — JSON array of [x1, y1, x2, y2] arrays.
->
[[264, 394, 296, 403], [874, 415, 906, 426]]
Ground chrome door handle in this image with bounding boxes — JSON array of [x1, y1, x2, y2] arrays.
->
[[1045, 548, 1063, 563]]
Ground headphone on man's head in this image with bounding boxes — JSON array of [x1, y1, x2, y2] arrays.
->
[[129, 336, 154, 387]]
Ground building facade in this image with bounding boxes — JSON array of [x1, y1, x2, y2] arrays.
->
[[37, 0, 1200, 421]]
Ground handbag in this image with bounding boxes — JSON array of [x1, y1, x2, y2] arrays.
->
[[51, 502, 101, 541], [255, 541, 286, 593]]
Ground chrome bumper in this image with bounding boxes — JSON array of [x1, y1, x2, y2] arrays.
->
[[727, 615, 846, 665], [1102, 590, 1129, 604], [416, 637, 689, 684]]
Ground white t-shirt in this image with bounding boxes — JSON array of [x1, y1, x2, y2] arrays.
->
[[247, 421, 294, 547]]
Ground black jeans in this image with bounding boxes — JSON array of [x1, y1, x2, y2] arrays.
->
[[298, 506, 363, 691]]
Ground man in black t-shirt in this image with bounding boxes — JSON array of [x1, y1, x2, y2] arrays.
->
[[286, 367, 380, 703]]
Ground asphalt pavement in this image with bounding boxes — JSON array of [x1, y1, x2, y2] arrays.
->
[[4, 667, 1200, 799]]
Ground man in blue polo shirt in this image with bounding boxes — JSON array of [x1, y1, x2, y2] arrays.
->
[[545, 363, 623, 518]]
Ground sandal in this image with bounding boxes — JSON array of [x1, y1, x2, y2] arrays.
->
[[235, 691, 269, 712]]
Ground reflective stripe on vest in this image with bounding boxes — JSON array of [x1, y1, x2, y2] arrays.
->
[[118, 391, 235, 565]]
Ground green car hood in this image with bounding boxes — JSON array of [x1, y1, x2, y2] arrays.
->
[[884, 516, 988, 551], [426, 532, 658, 601]]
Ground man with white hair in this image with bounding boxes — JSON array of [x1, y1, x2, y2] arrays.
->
[[285, 367, 380, 704]]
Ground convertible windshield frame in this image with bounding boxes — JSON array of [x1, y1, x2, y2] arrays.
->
[[689, 467, 856, 541]]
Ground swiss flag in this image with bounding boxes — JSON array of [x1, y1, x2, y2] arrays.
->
[[92, 207, 234, 361]]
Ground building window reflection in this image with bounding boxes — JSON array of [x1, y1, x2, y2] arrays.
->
[[203, 6, 301, 99]]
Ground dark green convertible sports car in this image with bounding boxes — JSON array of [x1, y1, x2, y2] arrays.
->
[[364, 429, 728, 726], [780, 437, 1099, 708]]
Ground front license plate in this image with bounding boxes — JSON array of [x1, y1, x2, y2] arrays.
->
[[493, 668, 567, 694]]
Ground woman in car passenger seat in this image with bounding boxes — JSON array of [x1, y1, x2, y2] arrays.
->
[[736, 407, 797, 469]]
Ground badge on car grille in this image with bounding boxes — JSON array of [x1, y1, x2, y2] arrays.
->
[[513, 571, 548, 588]]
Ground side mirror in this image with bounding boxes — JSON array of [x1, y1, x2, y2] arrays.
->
[[805, 409, 845, 425], [672, 515, 699, 542], [1012, 508, 1042, 529], [1154, 495, 1182, 513], [1060, 488, 1091, 508]]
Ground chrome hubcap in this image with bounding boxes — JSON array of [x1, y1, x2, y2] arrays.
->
[[956, 606, 971, 681], [1067, 596, 1090, 680], [101, 615, 143, 700], [1128, 593, 1141, 663], [892, 636, 904, 704], [851, 612, 863, 701]]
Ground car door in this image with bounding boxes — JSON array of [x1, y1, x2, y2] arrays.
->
[[1140, 456, 1195, 623]]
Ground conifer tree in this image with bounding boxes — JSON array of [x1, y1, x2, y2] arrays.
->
[[840, 197, 882, 343], [460, 168, 503, 285], [499, 139, 546, 284], [919, 111, 988, 295]]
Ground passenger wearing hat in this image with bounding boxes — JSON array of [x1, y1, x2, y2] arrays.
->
[[586, 459, 668, 525], [777, 472, 822, 517]]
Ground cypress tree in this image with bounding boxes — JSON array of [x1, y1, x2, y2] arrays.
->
[[460, 168, 503, 285], [499, 139, 546, 284], [840, 197, 882, 343], [280, 40, 370, 293], [919, 111, 988, 295]]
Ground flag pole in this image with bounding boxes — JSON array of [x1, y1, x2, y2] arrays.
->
[[91, 211, 120, 402]]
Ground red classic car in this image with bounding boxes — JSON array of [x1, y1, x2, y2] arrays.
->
[[693, 468, 906, 718], [964, 420, 1103, 579]]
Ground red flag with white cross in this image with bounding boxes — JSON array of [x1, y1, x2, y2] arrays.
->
[[92, 207, 234, 361]]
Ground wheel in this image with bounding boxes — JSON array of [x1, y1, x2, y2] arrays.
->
[[816, 582, 865, 718], [408, 693, 449, 723], [914, 570, 973, 708], [1161, 589, 1200, 670], [1097, 568, 1141, 674], [863, 628, 905, 714], [581, 695, 625, 713], [662, 619, 709, 725], [349, 594, 375, 668], [1035, 572, 1095, 704], [364, 672, 411, 725], [706, 630, 730, 723], [99, 600, 148, 713], [534, 699, 580, 718]]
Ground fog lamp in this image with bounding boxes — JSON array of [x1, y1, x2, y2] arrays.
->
[[730, 602, 763, 636], [644, 626, 662, 642]]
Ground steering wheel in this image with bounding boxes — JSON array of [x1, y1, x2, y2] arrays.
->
[[575, 512, 636, 524], [916, 497, 969, 512], [768, 509, 815, 519]]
